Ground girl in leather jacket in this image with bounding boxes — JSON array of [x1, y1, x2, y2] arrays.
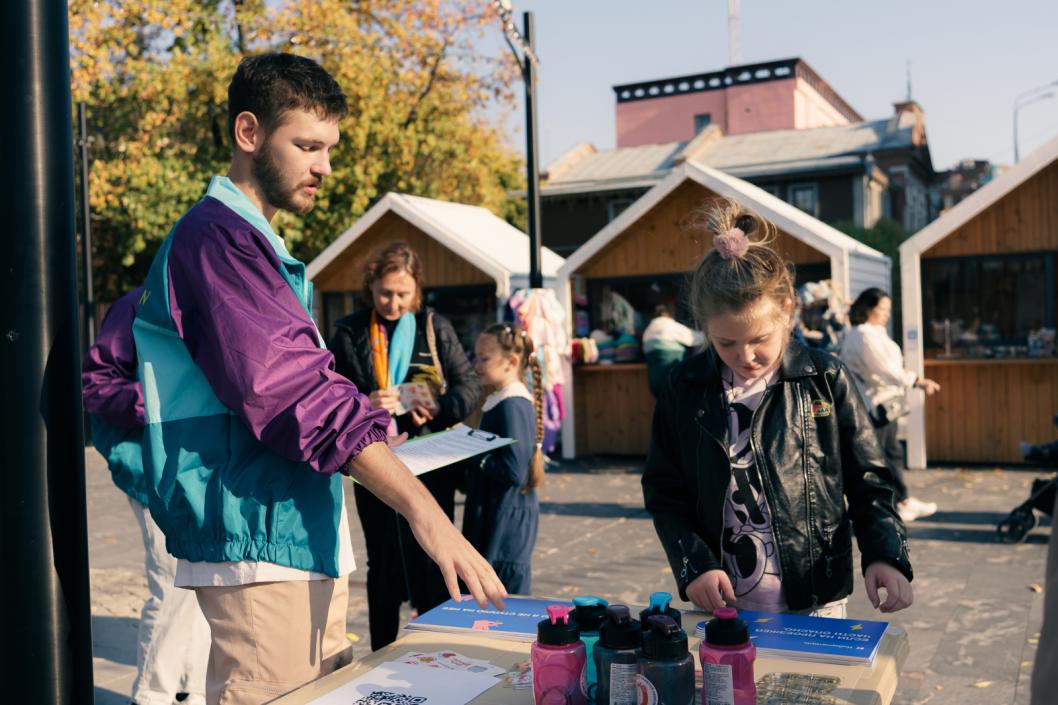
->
[[642, 199, 913, 617]]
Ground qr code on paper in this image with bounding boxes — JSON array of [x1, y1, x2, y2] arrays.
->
[[353, 691, 428, 705]]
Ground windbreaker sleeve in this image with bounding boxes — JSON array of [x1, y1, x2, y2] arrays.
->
[[81, 288, 145, 428], [167, 221, 390, 475]]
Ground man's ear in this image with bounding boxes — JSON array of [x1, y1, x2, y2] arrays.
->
[[232, 111, 262, 155]]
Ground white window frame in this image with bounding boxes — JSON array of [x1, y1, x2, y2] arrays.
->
[[787, 182, 820, 218], [606, 197, 635, 222]]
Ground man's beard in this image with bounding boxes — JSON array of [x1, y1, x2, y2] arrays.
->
[[251, 142, 319, 215]]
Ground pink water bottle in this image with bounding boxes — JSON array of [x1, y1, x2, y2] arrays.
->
[[698, 607, 756, 705], [532, 605, 586, 705]]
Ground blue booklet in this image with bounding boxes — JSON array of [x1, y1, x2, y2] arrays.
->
[[406, 596, 569, 642], [696, 610, 889, 665]]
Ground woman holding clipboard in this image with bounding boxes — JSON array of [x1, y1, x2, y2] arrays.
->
[[329, 241, 482, 651]]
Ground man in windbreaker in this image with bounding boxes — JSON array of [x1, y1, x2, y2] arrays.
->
[[132, 53, 506, 705]]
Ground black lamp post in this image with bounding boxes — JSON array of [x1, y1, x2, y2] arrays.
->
[[494, 2, 543, 288], [1, 1, 96, 702]]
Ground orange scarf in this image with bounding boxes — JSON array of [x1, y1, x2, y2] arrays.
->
[[370, 310, 389, 390]]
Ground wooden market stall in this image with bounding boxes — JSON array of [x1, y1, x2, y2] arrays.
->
[[558, 161, 891, 458], [307, 193, 564, 349], [900, 135, 1058, 467]]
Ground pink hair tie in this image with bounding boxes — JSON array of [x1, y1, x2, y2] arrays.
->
[[714, 227, 749, 260]]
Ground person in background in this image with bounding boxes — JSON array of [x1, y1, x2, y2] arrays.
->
[[329, 241, 482, 650], [1031, 493, 1058, 705], [462, 323, 544, 595], [643, 304, 704, 397], [840, 288, 941, 523], [643, 199, 912, 618], [82, 288, 210, 705]]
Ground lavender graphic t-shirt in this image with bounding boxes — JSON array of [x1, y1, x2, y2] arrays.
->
[[720, 364, 787, 613]]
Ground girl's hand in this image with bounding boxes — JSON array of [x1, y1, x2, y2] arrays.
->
[[686, 569, 736, 612], [369, 388, 400, 414], [864, 561, 913, 613], [916, 378, 941, 396], [386, 432, 409, 449]]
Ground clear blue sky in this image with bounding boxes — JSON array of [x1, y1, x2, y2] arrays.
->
[[487, 0, 1058, 171]]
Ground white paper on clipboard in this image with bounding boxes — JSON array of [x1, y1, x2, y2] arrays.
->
[[392, 424, 515, 477], [302, 660, 498, 705]]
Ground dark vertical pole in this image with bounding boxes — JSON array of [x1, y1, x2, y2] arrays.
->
[[78, 102, 96, 350], [523, 11, 543, 289], [1, 1, 95, 703]]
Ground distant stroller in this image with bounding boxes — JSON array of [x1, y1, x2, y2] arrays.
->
[[996, 413, 1058, 543]]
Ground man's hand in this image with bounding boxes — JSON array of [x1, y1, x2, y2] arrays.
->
[[369, 387, 400, 414], [686, 569, 736, 612], [406, 505, 507, 611], [347, 441, 507, 611], [864, 561, 913, 613]]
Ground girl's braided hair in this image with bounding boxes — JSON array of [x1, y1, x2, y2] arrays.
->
[[481, 323, 545, 493]]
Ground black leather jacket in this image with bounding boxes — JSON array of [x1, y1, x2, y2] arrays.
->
[[328, 307, 482, 437], [642, 341, 912, 611]]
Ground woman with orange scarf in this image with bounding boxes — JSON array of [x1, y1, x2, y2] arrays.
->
[[329, 241, 482, 650]]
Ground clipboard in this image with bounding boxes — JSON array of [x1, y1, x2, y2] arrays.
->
[[391, 423, 516, 477]]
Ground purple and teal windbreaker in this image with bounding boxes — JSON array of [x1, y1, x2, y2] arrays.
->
[[82, 288, 148, 504], [133, 176, 389, 575]]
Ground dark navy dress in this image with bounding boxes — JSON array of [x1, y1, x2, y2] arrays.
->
[[462, 392, 540, 594]]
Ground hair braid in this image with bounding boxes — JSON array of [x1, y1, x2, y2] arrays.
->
[[480, 322, 546, 493], [524, 353, 546, 493]]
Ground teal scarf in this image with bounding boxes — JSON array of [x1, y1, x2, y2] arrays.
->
[[388, 312, 416, 386]]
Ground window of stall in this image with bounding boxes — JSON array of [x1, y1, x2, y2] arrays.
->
[[921, 251, 1057, 357]]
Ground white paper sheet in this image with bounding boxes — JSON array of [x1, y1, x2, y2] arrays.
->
[[392, 424, 515, 477], [304, 660, 499, 705]]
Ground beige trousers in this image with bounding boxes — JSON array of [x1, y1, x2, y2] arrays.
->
[[194, 578, 353, 705]]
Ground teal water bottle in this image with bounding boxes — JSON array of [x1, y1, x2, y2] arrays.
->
[[638, 591, 682, 630], [594, 605, 642, 705], [573, 595, 609, 701]]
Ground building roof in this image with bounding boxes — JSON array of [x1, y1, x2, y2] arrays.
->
[[307, 193, 565, 295], [558, 160, 886, 279], [612, 57, 863, 124], [899, 133, 1058, 258], [543, 113, 922, 197]]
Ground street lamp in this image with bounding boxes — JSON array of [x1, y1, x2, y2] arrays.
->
[[1013, 79, 1058, 163], [492, 1, 543, 288]]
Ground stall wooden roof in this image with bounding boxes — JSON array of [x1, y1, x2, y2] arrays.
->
[[307, 193, 564, 298], [558, 160, 886, 279]]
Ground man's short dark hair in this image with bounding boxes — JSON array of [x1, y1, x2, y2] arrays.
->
[[227, 53, 348, 142]]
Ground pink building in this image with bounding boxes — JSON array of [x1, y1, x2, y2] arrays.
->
[[614, 58, 862, 147]]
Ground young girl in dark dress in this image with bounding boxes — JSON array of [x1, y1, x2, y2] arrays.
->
[[462, 323, 545, 594]]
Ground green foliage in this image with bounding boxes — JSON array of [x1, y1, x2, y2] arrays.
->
[[70, 0, 526, 302]]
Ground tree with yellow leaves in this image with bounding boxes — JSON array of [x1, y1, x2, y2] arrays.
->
[[69, 0, 525, 302]]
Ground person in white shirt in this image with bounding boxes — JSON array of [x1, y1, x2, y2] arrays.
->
[[840, 288, 941, 522], [643, 305, 705, 397]]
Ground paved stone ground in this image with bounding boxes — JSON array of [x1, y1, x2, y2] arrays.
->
[[87, 449, 1052, 705]]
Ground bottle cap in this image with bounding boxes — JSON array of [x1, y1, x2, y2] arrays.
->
[[572, 595, 609, 633], [642, 615, 689, 659], [704, 607, 750, 646], [537, 604, 580, 646], [599, 605, 643, 650], [638, 591, 682, 630]]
